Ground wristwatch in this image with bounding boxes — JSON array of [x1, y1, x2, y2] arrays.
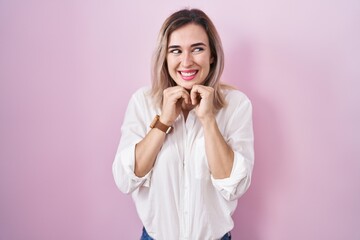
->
[[150, 115, 173, 134]]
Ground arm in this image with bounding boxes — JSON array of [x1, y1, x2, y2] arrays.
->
[[112, 90, 153, 194], [134, 128, 166, 177], [211, 95, 254, 200], [202, 117, 234, 179], [133, 86, 190, 177], [113, 87, 190, 193], [191, 85, 233, 179], [191, 85, 254, 200]]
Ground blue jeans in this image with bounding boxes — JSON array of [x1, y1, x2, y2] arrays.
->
[[141, 227, 231, 240]]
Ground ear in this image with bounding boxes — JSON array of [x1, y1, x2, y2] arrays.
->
[[210, 56, 214, 64]]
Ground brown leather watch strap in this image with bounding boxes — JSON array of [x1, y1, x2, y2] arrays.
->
[[150, 115, 173, 134]]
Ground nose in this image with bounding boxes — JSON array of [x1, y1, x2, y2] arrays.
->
[[181, 52, 193, 67]]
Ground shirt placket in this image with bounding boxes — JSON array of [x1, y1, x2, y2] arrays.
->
[[181, 113, 196, 240]]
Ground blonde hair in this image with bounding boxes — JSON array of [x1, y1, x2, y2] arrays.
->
[[151, 8, 228, 110]]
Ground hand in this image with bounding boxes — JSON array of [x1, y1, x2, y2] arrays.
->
[[190, 85, 215, 124], [160, 86, 190, 125]]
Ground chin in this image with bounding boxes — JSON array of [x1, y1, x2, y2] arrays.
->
[[180, 83, 195, 91], [176, 79, 202, 90]]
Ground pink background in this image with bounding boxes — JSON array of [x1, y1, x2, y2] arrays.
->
[[1, 0, 359, 239]]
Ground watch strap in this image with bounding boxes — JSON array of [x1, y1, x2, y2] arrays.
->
[[150, 115, 173, 134]]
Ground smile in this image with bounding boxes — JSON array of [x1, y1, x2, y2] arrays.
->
[[179, 70, 198, 81]]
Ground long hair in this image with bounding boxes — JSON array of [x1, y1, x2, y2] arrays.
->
[[151, 8, 228, 110]]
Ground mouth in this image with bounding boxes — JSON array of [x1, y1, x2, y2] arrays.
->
[[178, 70, 198, 81]]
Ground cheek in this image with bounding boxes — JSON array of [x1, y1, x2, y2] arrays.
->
[[200, 54, 212, 64], [166, 58, 177, 71], [166, 60, 178, 80], [200, 58, 212, 71]]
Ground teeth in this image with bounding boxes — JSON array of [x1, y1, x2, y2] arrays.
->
[[181, 71, 196, 77]]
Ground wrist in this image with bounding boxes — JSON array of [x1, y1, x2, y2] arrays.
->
[[199, 115, 216, 127], [159, 115, 173, 126], [150, 115, 173, 134]]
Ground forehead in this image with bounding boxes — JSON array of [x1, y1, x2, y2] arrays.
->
[[168, 23, 209, 46]]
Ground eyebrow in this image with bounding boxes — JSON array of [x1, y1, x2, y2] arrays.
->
[[168, 42, 207, 49]]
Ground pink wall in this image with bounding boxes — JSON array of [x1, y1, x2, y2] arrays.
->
[[1, 1, 359, 239]]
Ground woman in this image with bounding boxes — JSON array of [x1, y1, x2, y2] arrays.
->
[[112, 8, 254, 240]]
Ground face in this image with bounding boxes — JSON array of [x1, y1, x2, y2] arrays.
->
[[166, 23, 213, 90]]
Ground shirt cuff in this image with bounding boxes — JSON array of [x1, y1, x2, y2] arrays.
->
[[121, 144, 152, 188], [210, 151, 248, 200]]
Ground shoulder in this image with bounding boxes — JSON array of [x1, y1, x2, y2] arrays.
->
[[221, 88, 252, 108], [217, 88, 253, 127], [216, 88, 253, 130], [129, 86, 152, 103], [128, 86, 157, 109], [131, 86, 152, 99]]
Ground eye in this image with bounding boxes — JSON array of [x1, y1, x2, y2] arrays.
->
[[169, 49, 181, 54], [192, 47, 204, 53]]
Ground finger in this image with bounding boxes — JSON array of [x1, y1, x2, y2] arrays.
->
[[171, 88, 190, 104], [181, 91, 190, 104], [190, 86, 200, 105], [170, 87, 190, 104], [163, 86, 181, 96]]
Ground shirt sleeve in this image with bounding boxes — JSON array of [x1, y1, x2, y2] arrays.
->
[[211, 95, 254, 201], [112, 89, 153, 194]]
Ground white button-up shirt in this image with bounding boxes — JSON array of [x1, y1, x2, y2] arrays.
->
[[113, 86, 254, 240]]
